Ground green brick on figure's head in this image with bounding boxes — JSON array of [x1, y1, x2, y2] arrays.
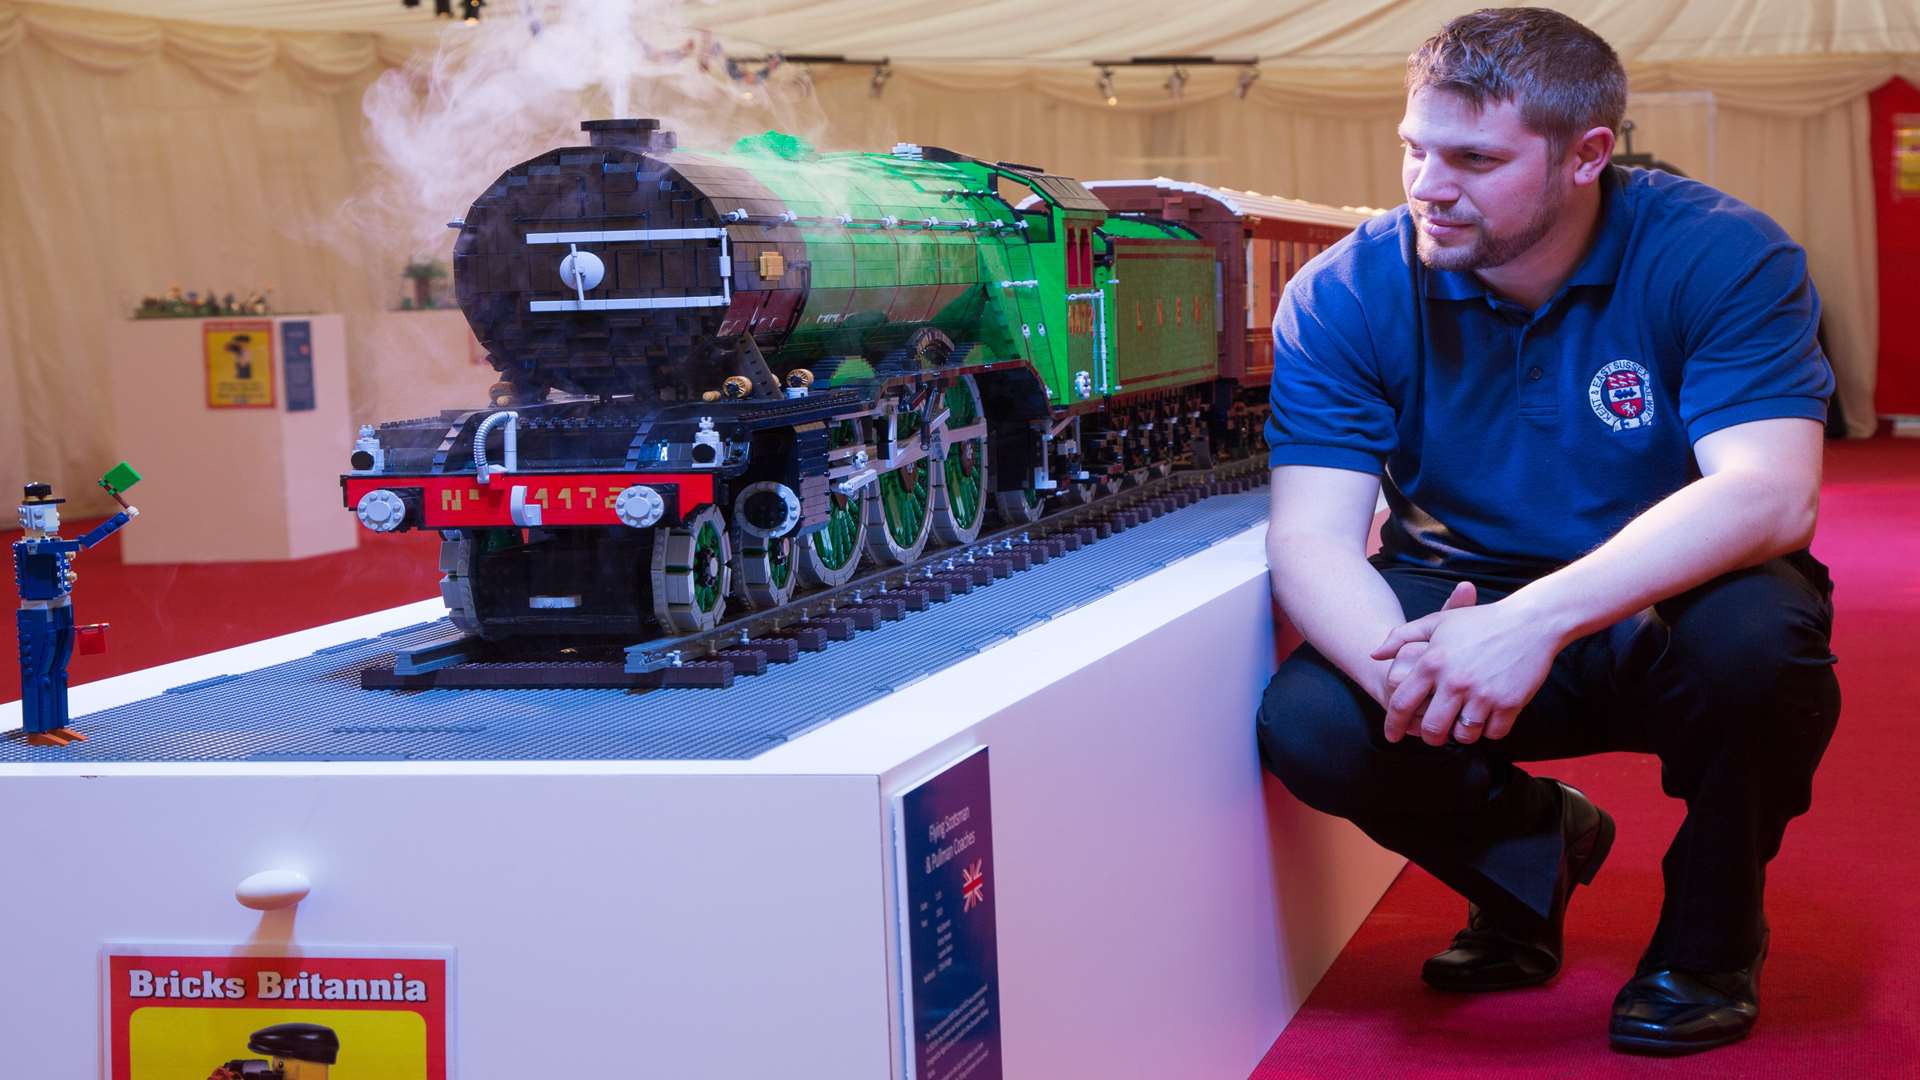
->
[[99, 461, 142, 494]]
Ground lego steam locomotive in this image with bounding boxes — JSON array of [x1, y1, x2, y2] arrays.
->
[[341, 118, 1371, 642]]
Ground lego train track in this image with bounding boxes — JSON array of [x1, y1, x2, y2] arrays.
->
[[361, 454, 1272, 692]]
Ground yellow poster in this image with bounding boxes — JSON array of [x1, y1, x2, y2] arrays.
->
[[204, 319, 276, 408], [1896, 115, 1920, 196]]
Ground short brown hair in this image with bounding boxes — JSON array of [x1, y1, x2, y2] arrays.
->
[[1406, 7, 1627, 161]]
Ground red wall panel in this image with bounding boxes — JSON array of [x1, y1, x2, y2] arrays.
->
[[1871, 78, 1920, 415]]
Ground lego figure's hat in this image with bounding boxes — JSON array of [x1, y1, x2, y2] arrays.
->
[[247, 1022, 340, 1065], [21, 482, 63, 505]]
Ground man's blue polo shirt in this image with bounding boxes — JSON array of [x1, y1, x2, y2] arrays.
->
[[1265, 165, 1834, 581]]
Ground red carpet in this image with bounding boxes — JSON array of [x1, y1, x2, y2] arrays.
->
[[1251, 437, 1920, 1077]]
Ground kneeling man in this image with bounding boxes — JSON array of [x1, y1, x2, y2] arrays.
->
[[1256, 6, 1840, 1055]]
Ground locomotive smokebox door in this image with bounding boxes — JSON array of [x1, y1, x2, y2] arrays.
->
[[454, 118, 755, 404]]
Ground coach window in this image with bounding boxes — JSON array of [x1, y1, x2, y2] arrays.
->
[[1244, 240, 1258, 327], [1248, 238, 1279, 334], [1067, 226, 1093, 288]]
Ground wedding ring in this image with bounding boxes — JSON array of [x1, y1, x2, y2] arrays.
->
[[1458, 715, 1485, 727]]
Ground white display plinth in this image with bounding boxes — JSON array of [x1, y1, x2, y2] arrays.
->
[[106, 314, 358, 563], [0, 522, 1403, 1080]]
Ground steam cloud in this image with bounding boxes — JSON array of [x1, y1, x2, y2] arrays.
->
[[353, 0, 831, 261]]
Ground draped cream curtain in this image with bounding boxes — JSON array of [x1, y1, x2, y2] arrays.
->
[[3, 2, 1915, 518], [0, 2, 407, 516]]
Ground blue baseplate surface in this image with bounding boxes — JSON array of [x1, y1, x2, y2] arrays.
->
[[1, 491, 1268, 763]]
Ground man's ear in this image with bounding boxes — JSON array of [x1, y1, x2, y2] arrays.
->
[[1570, 125, 1616, 185]]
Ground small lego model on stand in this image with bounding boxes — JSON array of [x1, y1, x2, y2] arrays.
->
[[11, 463, 142, 747], [399, 257, 450, 309], [207, 1022, 341, 1079], [134, 284, 274, 318]]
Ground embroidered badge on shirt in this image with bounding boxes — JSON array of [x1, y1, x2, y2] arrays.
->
[[1589, 359, 1655, 431]]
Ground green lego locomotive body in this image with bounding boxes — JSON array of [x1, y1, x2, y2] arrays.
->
[[341, 118, 1363, 643], [452, 121, 1214, 409]]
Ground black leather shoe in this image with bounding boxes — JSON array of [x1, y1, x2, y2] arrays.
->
[[1610, 931, 1767, 1054], [1421, 780, 1615, 992]]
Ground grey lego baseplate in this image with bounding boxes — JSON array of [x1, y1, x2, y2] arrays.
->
[[0, 490, 1268, 764]]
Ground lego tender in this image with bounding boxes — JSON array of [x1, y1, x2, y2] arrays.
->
[[341, 118, 1372, 643]]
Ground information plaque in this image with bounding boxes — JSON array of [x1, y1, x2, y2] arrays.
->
[[282, 319, 315, 412], [892, 745, 1002, 1080]]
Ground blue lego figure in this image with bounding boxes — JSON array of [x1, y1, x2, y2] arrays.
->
[[13, 475, 139, 746]]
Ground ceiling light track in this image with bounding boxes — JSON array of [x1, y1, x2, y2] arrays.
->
[[1088, 56, 1261, 105]]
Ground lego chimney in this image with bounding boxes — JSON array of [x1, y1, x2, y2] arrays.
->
[[581, 118, 678, 153]]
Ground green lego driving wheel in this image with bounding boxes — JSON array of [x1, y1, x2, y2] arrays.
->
[[651, 505, 732, 633], [799, 419, 869, 588], [866, 409, 932, 564], [931, 375, 989, 544]]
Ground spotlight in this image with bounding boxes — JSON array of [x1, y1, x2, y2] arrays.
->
[[461, 0, 482, 24], [401, 0, 421, 8], [1164, 65, 1187, 100], [870, 61, 893, 99], [432, 0, 450, 17], [1097, 65, 1117, 107], [1235, 64, 1260, 99]]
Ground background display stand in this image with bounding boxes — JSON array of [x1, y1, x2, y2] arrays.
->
[[106, 313, 357, 563], [0, 521, 1404, 1079]]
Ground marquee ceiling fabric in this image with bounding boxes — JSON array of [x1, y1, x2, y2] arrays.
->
[[10, 1, 1918, 116], [25, 0, 1920, 61]]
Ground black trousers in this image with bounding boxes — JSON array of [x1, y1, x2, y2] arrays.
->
[[1256, 553, 1841, 972]]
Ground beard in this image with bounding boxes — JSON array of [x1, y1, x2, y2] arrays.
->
[[1413, 176, 1565, 273]]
